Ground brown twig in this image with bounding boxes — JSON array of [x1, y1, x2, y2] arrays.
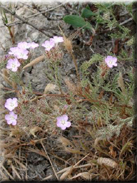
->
[[40, 140, 59, 180], [0, 4, 52, 37], [0, 3, 65, 28]]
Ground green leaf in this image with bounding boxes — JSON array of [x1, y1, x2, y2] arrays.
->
[[63, 15, 92, 30], [81, 8, 96, 18]]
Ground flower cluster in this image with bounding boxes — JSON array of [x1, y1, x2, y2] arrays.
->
[[6, 41, 39, 72], [42, 36, 63, 51], [56, 114, 71, 130], [5, 98, 18, 126]]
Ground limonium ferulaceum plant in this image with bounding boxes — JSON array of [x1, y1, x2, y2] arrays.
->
[[105, 56, 117, 68], [42, 40, 55, 51], [8, 41, 39, 60], [5, 111, 17, 126], [6, 58, 21, 72], [5, 98, 18, 111], [5, 98, 18, 126], [50, 36, 64, 44], [56, 114, 71, 130], [9, 47, 29, 60], [42, 36, 64, 51]]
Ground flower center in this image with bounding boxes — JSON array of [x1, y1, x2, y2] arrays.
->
[[10, 102, 14, 107], [109, 60, 112, 64], [12, 63, 16, 68], [10, 115, 15, 120], [61, 120, 66, 125]]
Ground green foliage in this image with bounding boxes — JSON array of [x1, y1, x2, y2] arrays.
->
[[80, 54, 103, 74], [63, 15, 92, 30], [81, 7, 96, 18]]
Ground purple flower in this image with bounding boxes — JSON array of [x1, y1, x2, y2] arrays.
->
[[105, 56, 117, 68], [6, 58, 20, 72], [17, 42, 30, 49], [51, 36, 64, 43], [28, 42, 39, 49], [56, 114, 71, 130], [5, 111, 17, 125], [9, 47, 20, 56], [16, 48, 29, 59], [42, 40, 55, 51], [9, 47, 28, 59], [5, 98, 18, 111]]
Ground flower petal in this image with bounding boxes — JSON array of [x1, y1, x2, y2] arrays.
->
[[66, 121, 71, 128], [62, 114, 68, 121]]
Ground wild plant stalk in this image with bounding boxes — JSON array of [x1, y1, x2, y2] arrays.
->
[[59, 26, 81, 83], [53, 62, 63, 94], [0, 8, 15, 44], [70, 52, 80, 83]]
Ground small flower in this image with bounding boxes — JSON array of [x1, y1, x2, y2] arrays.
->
[[17, 42, 30, 49], [9, 47, 20, 56], [50, 36, 64, 43], [28, 42, 39, 49], [5, 111, 17, 125], [6, 58, 21, 72], [105, 56, 117, 68], [5, 98, 18, 111], [56, 114, 71, 130], [42, 40, 55, 51], [9, 47, 28, 59], [16, 48, 29, 59]]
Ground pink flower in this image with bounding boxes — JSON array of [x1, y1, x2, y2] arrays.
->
[[16, 48, 29, 59], [9, 47, 20, 56], [9, 47, 28, 59], [17, 42, 30, 49], [5, 111, 17, 125], [105, 56, 117, 68], [56, 114, 71, 130], [50, 36, 64, 43], [5, 98, 18, 111], [28, 42, 39, 49], [42, 40, 55, 51], [6, 58, 20, 72]]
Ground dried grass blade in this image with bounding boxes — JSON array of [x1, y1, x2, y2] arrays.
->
[[1, 165, 14, 179], [0, 168, 9, 181], [71, 172, 91, 180], [120, 141, 133, 157], [64, 77, 78, 95], [14, 158, 27, 170], [28, 148, 47, 158], [118, 72, 126, 94], [23, 55, 45, 69], [11, 164, 21, 180], [60, 166, 73, 180]]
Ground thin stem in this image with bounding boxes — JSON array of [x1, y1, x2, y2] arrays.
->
[[70, 52, 80, 83]]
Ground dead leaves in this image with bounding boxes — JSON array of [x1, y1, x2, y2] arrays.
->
[[44, 83, 57, 94], [58, 136, 82, 154], [64, 77, 81, 95], [29, 126, 43, 137], [97, 157, 118, 168]]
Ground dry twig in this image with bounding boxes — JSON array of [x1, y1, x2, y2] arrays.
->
[[0, 3, 65, 28], [0, 4, 52, 37], [40, 140, 59, 180]]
